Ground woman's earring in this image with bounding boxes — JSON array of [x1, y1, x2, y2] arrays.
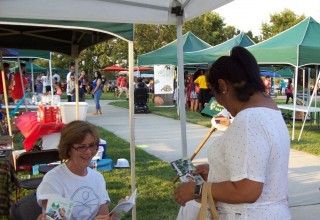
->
[[222, 91, 226, 94]]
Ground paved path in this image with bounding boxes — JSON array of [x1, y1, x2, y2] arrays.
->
[[85, 100, 320, 220]]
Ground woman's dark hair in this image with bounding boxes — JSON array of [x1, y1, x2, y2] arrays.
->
[[192, 69, 203, 82], [95, 71, 102, 79], [206, 46, 265, 102]]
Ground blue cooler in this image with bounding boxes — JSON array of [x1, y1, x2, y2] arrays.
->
[[99, 139, 107, 159], [90, 158, 113, 171]]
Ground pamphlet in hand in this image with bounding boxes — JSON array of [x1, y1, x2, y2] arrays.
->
[[110, 189, 138, 219], [45, 194, 74, 220], [171, 158, 204, 184]]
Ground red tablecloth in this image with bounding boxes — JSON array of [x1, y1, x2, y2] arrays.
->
[[14, 112, 64, 151]]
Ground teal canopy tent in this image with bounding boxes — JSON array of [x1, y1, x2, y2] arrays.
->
[[10, 61, 47, 73], [276, 67, 294, 78], [184, 32, 255, 64], [248, 17, 320, 67], [138, 31, 211, 65], [247, 17, 320, 140]]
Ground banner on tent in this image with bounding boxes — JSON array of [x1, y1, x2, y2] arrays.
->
[[153, 65, 174, 106]]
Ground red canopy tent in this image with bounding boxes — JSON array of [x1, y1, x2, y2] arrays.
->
[[101, 65, 128, 72], [134, 67, 152, 71]]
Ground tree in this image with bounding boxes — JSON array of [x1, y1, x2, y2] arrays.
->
[[183, 12, 236, 46], [261, 9, 305, 40]]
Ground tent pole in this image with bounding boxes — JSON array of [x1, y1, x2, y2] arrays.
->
[[292, 66, 299, 140], [49, 53, 54, 99], [71, 44, 79, 120], [128, 40, 136, 220], [0, 53, 13, 138], [30, 58, 34, 94], [298, 68, 320, 141], [176, 16, 188, 157]]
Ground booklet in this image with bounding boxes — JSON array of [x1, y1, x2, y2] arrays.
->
[[45, 194, 74, 220], [110, 189, 138, 220], [171, 158, 204, 184]]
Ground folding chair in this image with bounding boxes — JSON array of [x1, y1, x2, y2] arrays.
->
[[13, 149, 60, 200], [10, 192, 42, 220]]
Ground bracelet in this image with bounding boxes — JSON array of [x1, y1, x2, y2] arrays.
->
[[194, 183, 203, 198]]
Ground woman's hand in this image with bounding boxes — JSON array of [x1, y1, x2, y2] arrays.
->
[[94, 213, 116, 220], [37, 213, 46, 220], [173, 182, 197, 206], [193, 163, 209, 181]]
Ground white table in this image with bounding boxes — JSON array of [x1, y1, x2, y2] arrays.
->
[[278, 104, 320, 140]]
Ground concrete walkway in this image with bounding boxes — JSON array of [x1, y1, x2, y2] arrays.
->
[[85, 100, 320, 220]]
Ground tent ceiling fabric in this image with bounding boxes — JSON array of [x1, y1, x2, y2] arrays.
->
[[0, 18, 134, 56], [2, 49, 50, 60], [0, 0, 233, 25]]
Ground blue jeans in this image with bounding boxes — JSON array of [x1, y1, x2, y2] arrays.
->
[[94, 89, 102, 110]]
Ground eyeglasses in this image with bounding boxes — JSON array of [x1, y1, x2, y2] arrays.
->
[[72, 144, 98, 152]]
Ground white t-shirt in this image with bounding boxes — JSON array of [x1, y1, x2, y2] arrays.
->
[[41, 75, 51, 87], [37, 163, 110, 220], [66, 72, 72, 94], [207, 107, 291, 220], [53, 73, 61, 83]]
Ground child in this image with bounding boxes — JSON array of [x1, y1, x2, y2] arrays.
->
[[55, 82, 62, 96]]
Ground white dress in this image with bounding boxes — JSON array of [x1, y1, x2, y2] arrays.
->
[[207, 107, 291, 220], [37, 163, 110, 220]]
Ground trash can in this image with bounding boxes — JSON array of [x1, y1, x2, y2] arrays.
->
[[59, 102, 88, 123]]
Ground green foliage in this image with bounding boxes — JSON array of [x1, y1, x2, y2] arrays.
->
[[261, 9, 306, 40]]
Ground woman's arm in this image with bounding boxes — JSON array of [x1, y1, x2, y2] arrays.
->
[[174, 178, 263, 206], [92, 79, 102, 94]]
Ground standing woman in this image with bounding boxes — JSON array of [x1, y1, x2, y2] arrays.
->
[[286, 78, 293, 104], [91, 71, 103, 115], [174, 46, 291, 219]]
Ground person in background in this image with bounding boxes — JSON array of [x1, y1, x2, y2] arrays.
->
[[174, 46, 291, 219], [91, 71, 103, 115], [36, 73, 43, 94], [55, 82, 62, 96], [11, 63, 28, 103], [67, 73, 75, 102], [37, 120, 117, 220], [52, 71, 61, 83], [263, 75, 271, 94], [194, 69, 211, 111], [148, 79, 155, 103], [187, 70, 200, 112], [66, 65, 75, 102], [286, 78, 293, 104], [280, 78, 286, 95]]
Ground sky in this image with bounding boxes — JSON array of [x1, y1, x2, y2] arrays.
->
[[214, 0, 320, 36]]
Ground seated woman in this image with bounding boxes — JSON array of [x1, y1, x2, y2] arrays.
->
[[37, 121, 116, 220]]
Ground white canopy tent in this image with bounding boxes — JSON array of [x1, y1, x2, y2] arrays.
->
[[0, 1, 233, 218]]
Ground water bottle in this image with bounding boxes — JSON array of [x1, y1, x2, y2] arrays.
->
[[93, 161, 97, 171]]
